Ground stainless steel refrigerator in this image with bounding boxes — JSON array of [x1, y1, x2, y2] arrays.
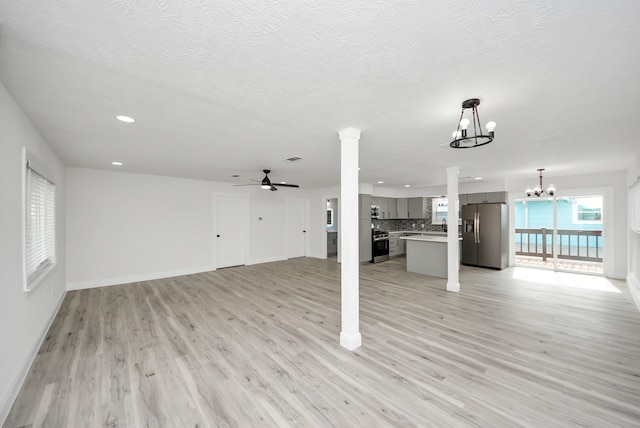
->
[[461, 203, 508, 269]]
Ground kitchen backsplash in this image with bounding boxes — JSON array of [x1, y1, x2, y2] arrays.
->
[[372, 196, 453, 232], [372, 218, 447, 232]]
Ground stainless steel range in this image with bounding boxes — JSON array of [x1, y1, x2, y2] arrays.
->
[[371, 230, 390, 263]]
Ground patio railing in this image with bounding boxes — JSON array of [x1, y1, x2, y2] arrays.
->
[[515, 227, 602, 262]]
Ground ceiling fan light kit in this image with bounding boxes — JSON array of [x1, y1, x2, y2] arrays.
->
[[526, 168, 556, 197], [235, 169, 300, 192], [449, 98, 496, 149]]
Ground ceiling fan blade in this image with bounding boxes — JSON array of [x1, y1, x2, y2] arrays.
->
[[274, 183, 299, 188], [270, 185, 278, 191]]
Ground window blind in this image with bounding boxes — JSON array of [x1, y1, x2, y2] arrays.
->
[[25, 162, 56, 286]]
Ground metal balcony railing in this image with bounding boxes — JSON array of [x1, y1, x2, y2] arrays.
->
[[515, 227, 603, 262]]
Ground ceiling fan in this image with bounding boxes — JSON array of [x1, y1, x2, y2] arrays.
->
[[235, 169, 300, 191]]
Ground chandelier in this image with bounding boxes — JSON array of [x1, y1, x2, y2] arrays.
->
[[526, 169, 556, 197], [450, 98, 496, 149]]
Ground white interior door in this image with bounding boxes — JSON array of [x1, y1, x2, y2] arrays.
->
[[215, 194, 247, 268], [287, 198, 307, 259]]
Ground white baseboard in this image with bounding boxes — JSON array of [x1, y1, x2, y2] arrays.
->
[[1, 290, 67, 426], [66, 265, 216, 290], [628, 274, 640, 312]]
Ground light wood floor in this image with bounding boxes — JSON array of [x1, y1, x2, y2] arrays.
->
[[5, 257, 640, 427]]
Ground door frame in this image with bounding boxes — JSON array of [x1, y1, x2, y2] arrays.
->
[[509, 186, 613, 276], [320, 194, 340, 261]]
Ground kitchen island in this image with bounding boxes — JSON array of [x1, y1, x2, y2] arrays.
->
[[400, 235, 461, 278]]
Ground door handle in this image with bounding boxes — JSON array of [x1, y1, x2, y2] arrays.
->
[[476, 212, 480, 244], [474, 213, 478, 244]]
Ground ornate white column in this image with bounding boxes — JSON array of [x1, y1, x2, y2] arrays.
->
[[339, 127, 362, 350], [447, 166, 460, 292]]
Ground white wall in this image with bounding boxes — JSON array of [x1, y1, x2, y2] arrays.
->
[[66, 168, 314, 289], [627, 153, 640, 308], [0, 80, 67, 423], [249, 190, 288, 264], [66, 168, 214, 288]]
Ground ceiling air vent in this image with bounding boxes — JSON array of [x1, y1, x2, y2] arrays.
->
[[283, 156, 304, 162]]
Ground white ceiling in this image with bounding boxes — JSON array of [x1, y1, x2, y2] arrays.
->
[[1, 1, 639, 190]]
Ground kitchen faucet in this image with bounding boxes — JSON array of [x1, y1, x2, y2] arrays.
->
[[442, 218, 447, 233]]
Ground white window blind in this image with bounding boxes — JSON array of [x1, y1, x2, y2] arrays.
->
[[25, 159, 56, 288]]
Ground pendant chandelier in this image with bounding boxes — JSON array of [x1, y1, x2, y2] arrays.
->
[[450, 98, 496, 149], [526, 168, 556, 197]]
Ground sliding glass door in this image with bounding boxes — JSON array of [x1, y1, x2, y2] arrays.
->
[[514, 194, 604, 274]]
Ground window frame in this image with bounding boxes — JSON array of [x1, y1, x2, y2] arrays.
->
[[571, 196, 603, 225], [431, 197, 459, 225], [22, 148, 57, 294]]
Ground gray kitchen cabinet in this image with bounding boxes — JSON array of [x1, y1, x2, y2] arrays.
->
[[458, 194, 468, 206], [387, 198, 397, 219], [359, 194, 372, 220], [484, 191, 508, 203], [327, 232, 337, 255], [396, 198, 408, 218], [408, 197, 425, 218], [466, 192, 508, 204], [389, 233, 401, 257], [359, 219, 372, 262], [358, 194, 373, 261], [378, 197, 389, 218]]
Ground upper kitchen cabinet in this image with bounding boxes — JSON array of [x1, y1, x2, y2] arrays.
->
[[464, 192, 508, 204], [387, 198, 397, 219], [396, 198, 408, 219], [408, 197, 425, 218], [378, 197, 389, 218]]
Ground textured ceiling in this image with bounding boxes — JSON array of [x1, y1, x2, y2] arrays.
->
[[1, 0, 639, 190]]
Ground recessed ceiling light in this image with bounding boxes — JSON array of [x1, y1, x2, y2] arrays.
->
[[112, 161, 123, 166], [405, 184, 411, 187], [116, 115, 135, 123], [378, 181, 384, 184], [474, 177, 483, 180]]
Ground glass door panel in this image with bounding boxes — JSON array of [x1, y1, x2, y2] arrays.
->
[[514, 198, 555, 269], [555, 195, 603, 274]]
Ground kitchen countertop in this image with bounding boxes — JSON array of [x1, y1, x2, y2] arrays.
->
[[400, 235, 461, 243], [388, 231, 447, 235]]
